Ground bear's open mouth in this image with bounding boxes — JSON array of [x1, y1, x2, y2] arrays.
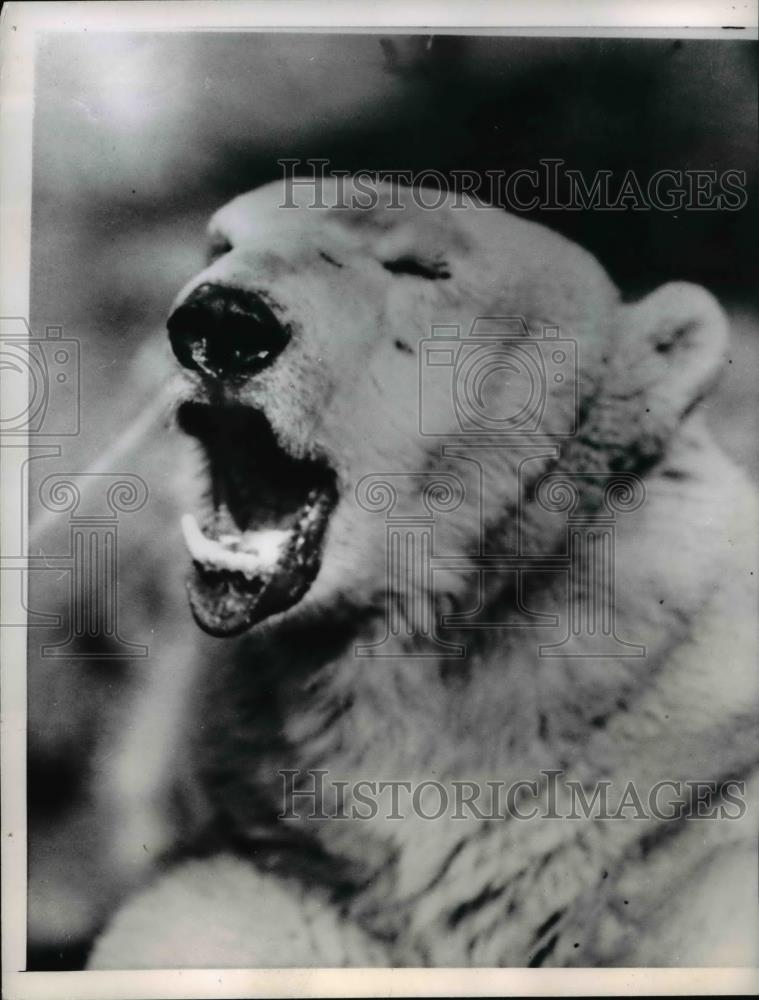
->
[[176, 401, 338, 637]]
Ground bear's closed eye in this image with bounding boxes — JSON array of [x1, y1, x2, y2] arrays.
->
[[207, 238, 233, 264], [383, 256, 451, 280]]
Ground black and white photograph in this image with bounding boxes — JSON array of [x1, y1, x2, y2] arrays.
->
[[1, 1, 757, 995]]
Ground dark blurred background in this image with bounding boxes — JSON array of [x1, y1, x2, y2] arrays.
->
[[31, 33, 758, 467], [28, 32, 758, 969]]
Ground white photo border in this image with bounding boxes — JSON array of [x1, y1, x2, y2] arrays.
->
[[1, 2, 757, 997]]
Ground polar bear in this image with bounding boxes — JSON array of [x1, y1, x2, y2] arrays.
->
[[88, 178, 758, 968]]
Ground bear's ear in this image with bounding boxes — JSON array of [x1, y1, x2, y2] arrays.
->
[[572, 283, 728, 475], [618, 281, 727, 424]]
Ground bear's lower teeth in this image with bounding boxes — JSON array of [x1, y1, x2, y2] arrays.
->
[[180, 513, 290, 579]]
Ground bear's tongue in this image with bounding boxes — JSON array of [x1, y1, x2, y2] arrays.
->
[[181, 512, 289, 579], [180, 487, 335, 636], [175, 402, 337, 635]]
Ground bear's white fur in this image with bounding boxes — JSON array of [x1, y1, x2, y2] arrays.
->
[[88, 180, 758, 968]]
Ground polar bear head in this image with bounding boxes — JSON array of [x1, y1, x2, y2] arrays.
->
[[166, 178, 726, 636]]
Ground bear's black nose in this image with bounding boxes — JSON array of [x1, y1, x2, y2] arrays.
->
[[167, 283, 290, 378]]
